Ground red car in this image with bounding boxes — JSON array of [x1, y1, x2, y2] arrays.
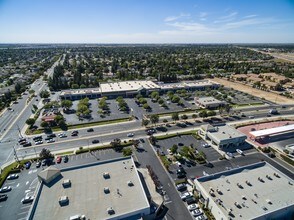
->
[[56, 156, 62, 163]]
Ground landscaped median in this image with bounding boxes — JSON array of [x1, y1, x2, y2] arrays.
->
[[25, 117, 132, 135]]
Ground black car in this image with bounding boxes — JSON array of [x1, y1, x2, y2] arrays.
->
[[47, 133, 56, 138], [25, 161, 31, 169], [0, 194, 8, 202], [33, 136, 42, 141], [92, 139, 100, 144], [23, 142, 32, 147], [87, 128, 94, 132], [63, 155, 69, 163]]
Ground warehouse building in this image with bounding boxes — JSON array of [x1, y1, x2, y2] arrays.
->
[[60, 79, 220, 100], [194, 161, 294, 220], [200, 124, 247, 151], [28, 157, 162, 220]]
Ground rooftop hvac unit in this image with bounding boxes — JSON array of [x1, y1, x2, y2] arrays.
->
[[103, 172, 110, 179], [107, 207, 115, 215], [127, 181, 134, 186], [62, 179, 71, 188], [104, 187, 110, 194]]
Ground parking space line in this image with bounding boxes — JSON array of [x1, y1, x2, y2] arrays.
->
[[17, 217, 27, 220], [5, 181, 15, 185], [20, 205, 31, 210], [17, 211, 28, 215]]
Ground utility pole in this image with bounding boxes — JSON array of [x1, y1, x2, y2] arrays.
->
[[16, 124, 23, 138], [12, 144, 20, 163]]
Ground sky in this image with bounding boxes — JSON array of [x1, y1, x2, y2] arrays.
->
[[0, 0, 293, 43]]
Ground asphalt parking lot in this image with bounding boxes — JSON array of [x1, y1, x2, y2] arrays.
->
[[156, 135, 221, 163], [0, 166, 40, 220]]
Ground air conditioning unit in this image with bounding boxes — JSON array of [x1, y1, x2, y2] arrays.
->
[[103, 172, 110, 179], [127, 181, 134, 187]]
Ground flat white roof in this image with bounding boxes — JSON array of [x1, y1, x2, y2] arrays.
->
[[249, 124, 294, 138], [32, 157, 150, 220], [100, 80, 160, 93], [195, 162, 294, 220]]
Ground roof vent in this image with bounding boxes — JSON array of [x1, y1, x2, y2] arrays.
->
[[104, 187, 110, 194], [258, 177, 264, 182], [237, 183, 243, 189], [107, 207, 115, 215], [245, 180, 252, 186], [216, 188, 223, 195], [266, 175, 272, 180], [127, 181, 134, 186], [266, 199, 272, 205], [103, 172, 110, 179], [62, 179, 71, 188], [273, 173, 280, 178]]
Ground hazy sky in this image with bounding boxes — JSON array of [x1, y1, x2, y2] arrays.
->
[[0, 0, 293, 43]]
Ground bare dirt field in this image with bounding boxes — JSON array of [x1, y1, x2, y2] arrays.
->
[[213, 78, 294, 104]]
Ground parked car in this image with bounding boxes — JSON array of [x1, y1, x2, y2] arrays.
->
[[7, 174, 19, 180], [203, 143, 210, 148], [47, 133, 56, 138], [21, 195, 34, 204], [188, 203, 199, 211], [87, 128, 94, 132], [186, 197, 197, 205], [191, 209, 203, 217], [36, 161, 41, 168], [180, 192, 193, 201], [41, 159, 47, 166], [33, 135, 42, 141], [63, 155, 69, 163], [226, 152, 234, 158], [47, 139, 55, 143], [92, 139, 100, 144], [35, 140, 43, 145], [59, 133, 67, 138], [195, 215, 206, 220], [236, 149, 244, 155], [0, 186, 12, 193], [167, 149, 173, 155], [71, 132, 78, 136], [23, 142, 32, 147], [176, 183, 187, 191], [56, 156, 62, 163], [25, 161, 31, 169], [0, 194, 8, 202]]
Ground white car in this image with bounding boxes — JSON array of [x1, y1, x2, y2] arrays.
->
[[59, 133, 67, 138], [187, 203, 199, 211], [47, 139, 55, 143], [127, 133, 134, 137], [0, 186, 12, 193], [191, 209, 203, 217], [180, 192, 193, 201], [35, 140, 43, 145], [236, 149, 244, 155], [195, 215, 206, 220], [226, 152, 234, 158], [21, 195, 34, 204], [203, 143, 210, 148], [167, 149, 173, 155]]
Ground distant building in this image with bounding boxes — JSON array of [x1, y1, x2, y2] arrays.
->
[[29, 157, 162, 220], [194, 97, 227, 109], [194, 161, 294, 220], [200, 124, 247, 151]]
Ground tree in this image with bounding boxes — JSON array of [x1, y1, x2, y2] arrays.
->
[[225, 104, 232, 114], [40, 90, 50, 98], [207, 110, 216, 117], [15, 83, 22, 94], [143, 103, 150, 109], [150, 91, 159, 101], [163, 119, 168, 123], [150, 114, 159, 125], [29, 89, 35, 94], [199, 110, 208, 118], [170, 144, 178, 154], [26, 118, 35, 128], [39, 148, 53, 159], [192, 114, 197, 119], [149, 135, 157, 145], [171, 95, 180, 103], [158, 98, 164, 105], [142, 119, 150, 127], [181, 114, 188, 120], [122, 147, 133, 156], [171, 112, 179, 121], [61, 100, 73, 109], [40, 121, 49, 128], [111, 138, 122, 151]]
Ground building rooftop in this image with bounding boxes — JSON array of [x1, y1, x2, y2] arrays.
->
[[100, 80, 160, 93], [196, 96, 226, 105], [31, 157, 150, 220], [60, 88, 101, 96], [205, 125, 246, 141], [249, 124, 294, 138], [195, 162, 294, 220]]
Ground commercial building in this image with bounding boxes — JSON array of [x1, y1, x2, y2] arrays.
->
[[28, 157, 160, 220], [249, 124, 294, 140], [200, 124, 247, 151], [194, 162, 294, 220], [60, 79, 220, 100], [194, 97, 227, 109]]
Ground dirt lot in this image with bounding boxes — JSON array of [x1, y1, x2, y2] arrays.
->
[[213, 78, 294, 104]]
